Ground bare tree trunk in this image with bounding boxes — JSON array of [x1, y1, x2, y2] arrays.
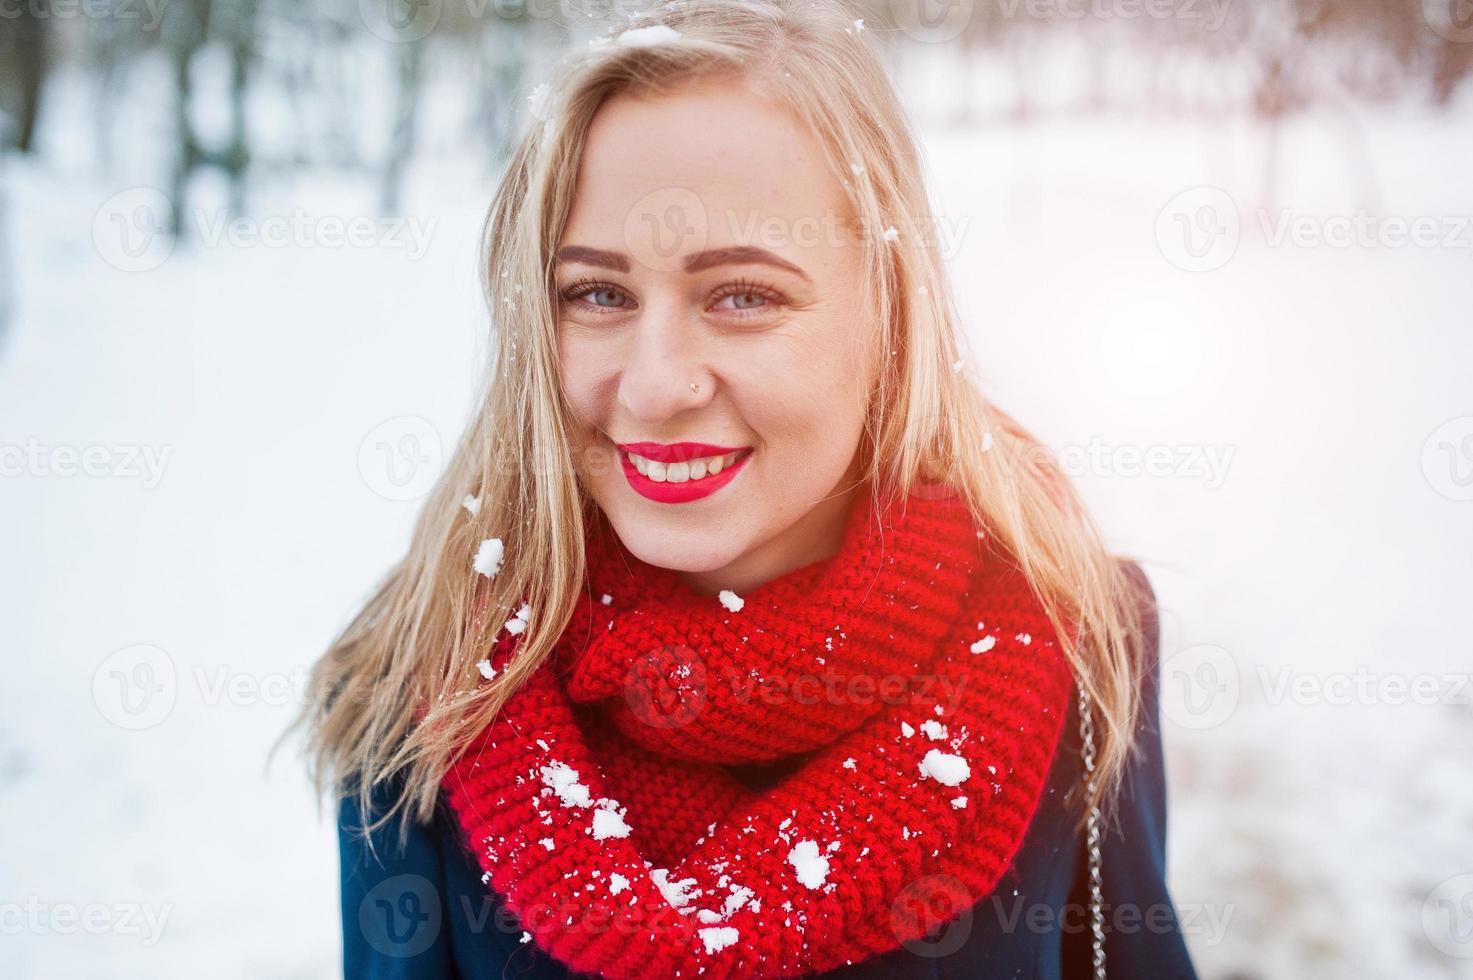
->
[[7, 0, 49, 152], [224, 0, 258, 216], [381, 39, 424, 214], [1431, 40, 1473, 106], [0, 161, 12, 347], [164, 0, 210, 239]]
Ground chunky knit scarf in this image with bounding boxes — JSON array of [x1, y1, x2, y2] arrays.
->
[[443, 486, 1076, 978]]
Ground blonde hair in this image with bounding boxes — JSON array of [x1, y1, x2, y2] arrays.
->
[[284, 0, 1151, 849]]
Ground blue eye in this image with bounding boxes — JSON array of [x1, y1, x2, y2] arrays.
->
[[710, 279, 784, 316], [714, 290, 768, 310], [561, 281, 632, 313], [558, 277, 788, 318]]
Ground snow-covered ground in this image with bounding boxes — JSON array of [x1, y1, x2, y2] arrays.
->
[[3, 57, 1472, 980]]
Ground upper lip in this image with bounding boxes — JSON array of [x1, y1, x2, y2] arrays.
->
[[616, 441, 749, 463]]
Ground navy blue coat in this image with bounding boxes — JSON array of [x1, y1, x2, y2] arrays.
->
[[339, 571, 1198, 980]]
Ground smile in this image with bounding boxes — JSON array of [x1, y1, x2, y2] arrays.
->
[[616, 441, 754, 503]]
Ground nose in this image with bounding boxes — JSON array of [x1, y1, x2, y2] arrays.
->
[[616, 297, 714, 424]]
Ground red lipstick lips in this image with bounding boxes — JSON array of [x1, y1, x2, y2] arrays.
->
[[615, 441, 753, 503]]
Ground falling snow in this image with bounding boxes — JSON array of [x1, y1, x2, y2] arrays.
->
[[591, 807, 632, 840], [618, 24, 682, 47], [718, 589, 744, 613], [473, 538, 504, 577], [787, 840, 830, 889], [651, 868, 701, 909], [699, 925, 739, 953], [541, 761, 592, 807], [919, 749, 971, 787], [505, 602, 531, 635]]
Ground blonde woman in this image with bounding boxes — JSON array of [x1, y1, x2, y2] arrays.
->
[[294, 2, 1200, 977]]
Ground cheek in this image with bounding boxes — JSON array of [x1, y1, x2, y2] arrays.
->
[[739, 328, 871, 460], [558, 332, 605, 423], [557, 334, 622, 490]]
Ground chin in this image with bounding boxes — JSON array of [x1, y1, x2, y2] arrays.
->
[[602, 503, 746, 574], [628, 527, 744, 574]]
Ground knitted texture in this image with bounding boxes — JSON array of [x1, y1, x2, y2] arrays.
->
[[442, 487, 1076, 978]]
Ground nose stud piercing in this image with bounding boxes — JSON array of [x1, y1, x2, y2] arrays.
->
[[690, 382, 700, 392]]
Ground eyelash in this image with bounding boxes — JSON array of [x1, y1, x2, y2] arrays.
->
[[559, 277, 787, 318]]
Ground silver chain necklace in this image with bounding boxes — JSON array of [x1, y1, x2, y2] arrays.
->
[[1077, 686, 1107, 980]]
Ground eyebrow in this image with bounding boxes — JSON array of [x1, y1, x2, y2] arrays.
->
[[553, 245, 811, 282]]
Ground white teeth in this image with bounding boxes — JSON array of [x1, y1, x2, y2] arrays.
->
[[627, 450, 743, 483]]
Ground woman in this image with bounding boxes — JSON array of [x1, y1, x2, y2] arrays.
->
[[296, 1, 1201, 977]]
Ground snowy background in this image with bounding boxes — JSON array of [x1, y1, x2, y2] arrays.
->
[[3, 2, 1472, 978]]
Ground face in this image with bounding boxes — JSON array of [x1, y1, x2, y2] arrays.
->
[[555, 76, 877, 596]]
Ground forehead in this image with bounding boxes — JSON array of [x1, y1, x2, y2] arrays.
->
[[561, 79, 854, 254]]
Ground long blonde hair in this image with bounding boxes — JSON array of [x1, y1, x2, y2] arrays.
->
[[285, 0, 1151, 848]]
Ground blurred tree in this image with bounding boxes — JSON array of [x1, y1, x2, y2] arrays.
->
[[381, 32, 424, 213], [0, 0, 49, 152], [0, 148, 10, 344], [161, 0, 258, 237]]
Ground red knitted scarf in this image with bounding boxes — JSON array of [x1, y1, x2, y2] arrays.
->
[[443, 487, 1075, 978]]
